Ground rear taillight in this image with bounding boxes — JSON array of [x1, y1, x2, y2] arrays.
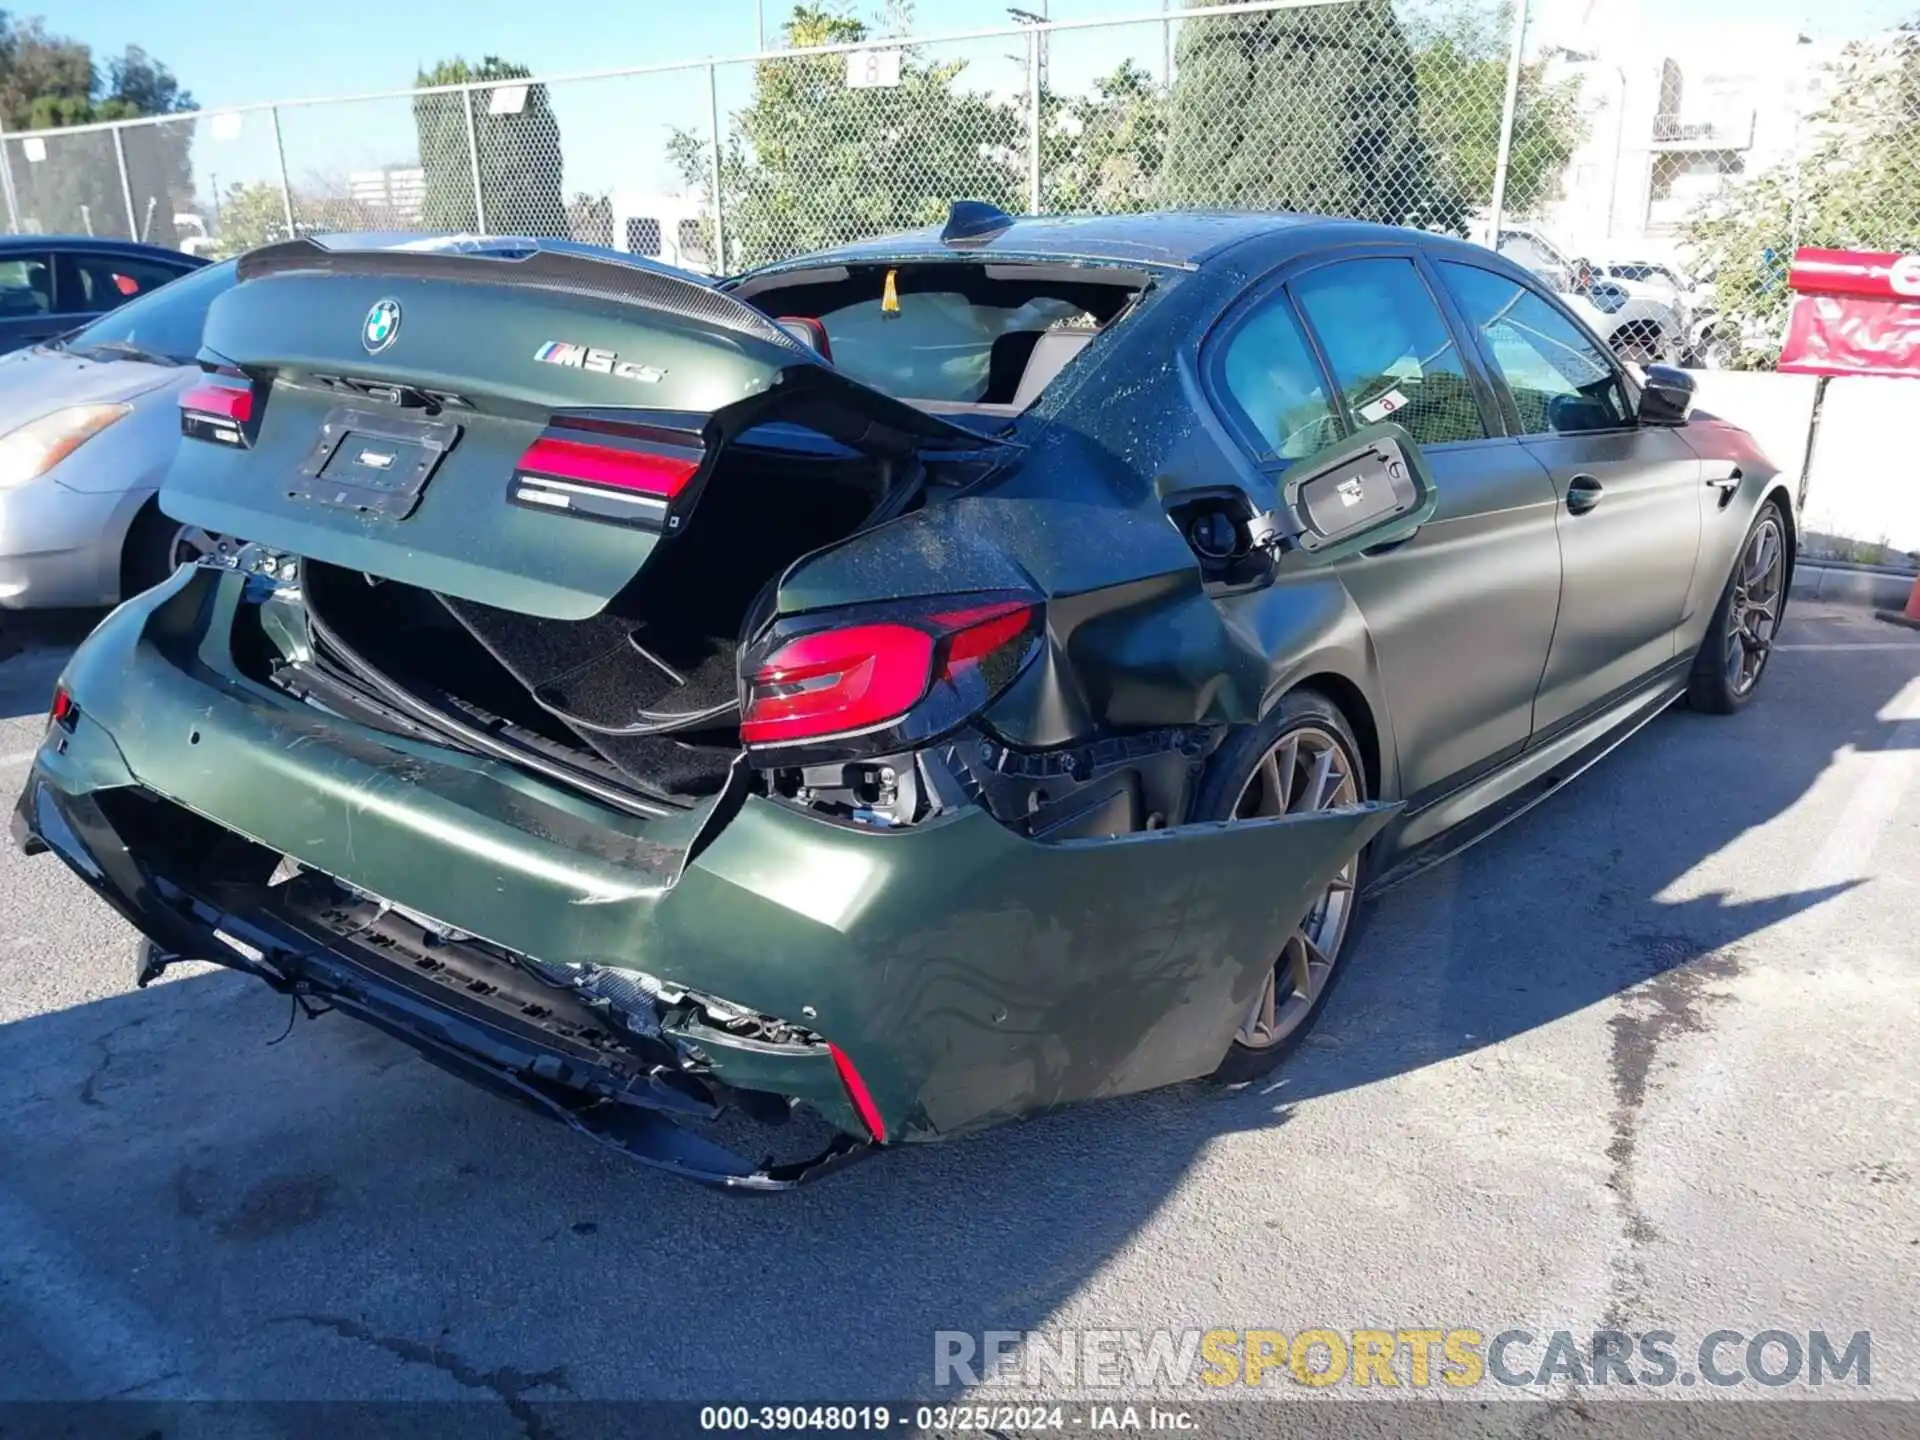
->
[[508, 420, 704, 530], [179, 374, 255, 448], [741, 595, 1041, 754], [49, 684, 77, 732]]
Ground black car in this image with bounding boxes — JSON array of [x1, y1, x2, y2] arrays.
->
[[14, 212, 1792, 1186], [0, 235, 206, 354]]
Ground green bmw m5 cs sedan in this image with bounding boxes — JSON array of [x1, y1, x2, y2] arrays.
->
[[13, 209, 1793, 1186]]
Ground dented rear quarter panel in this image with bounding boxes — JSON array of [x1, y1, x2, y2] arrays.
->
[[778, 234, 1405, 800]]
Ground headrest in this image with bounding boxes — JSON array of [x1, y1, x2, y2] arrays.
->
[[1011, 329, 1094, 408]]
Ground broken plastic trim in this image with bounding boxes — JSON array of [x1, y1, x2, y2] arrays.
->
[[20, 781, 875, 1191]]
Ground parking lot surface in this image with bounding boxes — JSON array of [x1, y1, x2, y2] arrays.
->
[[1, 601, 1915, 1425]]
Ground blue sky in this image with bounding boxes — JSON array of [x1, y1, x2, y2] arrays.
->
[[52, 0, 1911, 113], [40, 0, 1915, 214]]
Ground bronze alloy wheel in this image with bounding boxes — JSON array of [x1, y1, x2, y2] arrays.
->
[[1726, 514, 1785, 697], [1230, 723, 1361, 1050]]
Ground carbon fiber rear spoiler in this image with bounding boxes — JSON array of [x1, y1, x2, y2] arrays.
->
[[236, 235, 803, 351]]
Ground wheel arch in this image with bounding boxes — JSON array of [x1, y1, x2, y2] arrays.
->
[[110, 488, 164, 602], [1765, 483, 1798, 597], [1273, 670, 1383, 805]]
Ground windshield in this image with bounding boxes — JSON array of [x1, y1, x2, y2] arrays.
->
[[62, 259, 238, 365]]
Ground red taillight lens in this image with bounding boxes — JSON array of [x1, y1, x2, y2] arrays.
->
[[933, 600, 1037, 668], [179, 379, 253, 423], [741, 597, 1041, 751], [740, 623, 935, 746], [828, 1042, 887, 1143], [515, 434, 699, 499], [50, 685, 77, 731], [179, 376, 255, 448]]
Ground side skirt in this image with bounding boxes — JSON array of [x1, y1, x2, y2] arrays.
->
[[1363, 664, 1690, 897]]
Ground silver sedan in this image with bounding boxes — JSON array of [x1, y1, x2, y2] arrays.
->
[[0, 259, 237, 610]]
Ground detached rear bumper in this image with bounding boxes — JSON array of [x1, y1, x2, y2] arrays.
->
[[15, 566, 1395, 1176]]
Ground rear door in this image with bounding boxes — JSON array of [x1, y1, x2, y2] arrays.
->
[[160, 239, 996, 621], [1237, 251, 1565, 803], [1436, 260, 1704, 737], [60, 249, 197, 316]]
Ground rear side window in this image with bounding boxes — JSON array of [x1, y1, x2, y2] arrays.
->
[[69, 253, 191, 313], [1291, 258, 1488, 447], [1218, 294, 1340, 460], [0, 254, 52, 316], [1439, 263, 1630, 435]]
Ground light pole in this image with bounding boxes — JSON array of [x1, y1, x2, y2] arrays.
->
[[1008, 2, 1049, 92], [1604, 63, 1628, 242]]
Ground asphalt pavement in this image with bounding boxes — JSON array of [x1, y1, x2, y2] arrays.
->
[[0, 600, 1915, 1432]]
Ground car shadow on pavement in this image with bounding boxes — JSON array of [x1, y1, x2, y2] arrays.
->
[[0, 613, 1914, 1405]]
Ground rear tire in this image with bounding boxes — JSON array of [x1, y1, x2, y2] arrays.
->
[[1688, 501, 1788, 714], [1192, 688, 1367, 1086]]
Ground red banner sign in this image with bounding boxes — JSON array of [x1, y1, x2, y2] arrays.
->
[[1779, 247, 1920, 378]]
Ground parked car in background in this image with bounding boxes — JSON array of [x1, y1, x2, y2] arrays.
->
[[0, 236, 205, 355], [14, 214, 1794, 1187], [0, 259, 238, 609], [1492, 227, 1686, 364]]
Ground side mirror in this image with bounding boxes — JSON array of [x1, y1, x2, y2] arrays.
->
[[1639, 364, 1696, 426], [1277, 422, 1438, 562]]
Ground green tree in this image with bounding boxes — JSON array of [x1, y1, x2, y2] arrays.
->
[[1041, 61, 1168, 215], [413, 55, 566, 237], [1157, 0, 1453, 229], [671, 5, 1022, 268], [207, 179, 292, 257], [1403, 0, 1584, 220], [0, 15, 195, 242], [1685, 29, 1920, 368]]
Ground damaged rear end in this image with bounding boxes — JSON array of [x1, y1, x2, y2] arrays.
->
[[14, 236, 1393, 1187]]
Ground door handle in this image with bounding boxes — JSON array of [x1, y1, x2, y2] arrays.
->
[[1565, 474, 1604, 515]]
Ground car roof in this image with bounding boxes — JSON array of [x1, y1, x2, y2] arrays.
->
[[746, 211, 1335, 273], [0, 234, 202, 263], [743, 211, 1521, 277]]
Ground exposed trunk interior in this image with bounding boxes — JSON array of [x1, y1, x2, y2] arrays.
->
[[300, 439, 897, 806]]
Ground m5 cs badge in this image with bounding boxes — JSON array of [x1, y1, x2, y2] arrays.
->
[[534, 340, 666, 384]]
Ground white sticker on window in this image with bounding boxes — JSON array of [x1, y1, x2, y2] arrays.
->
[[1358, 389, 1409, 423]]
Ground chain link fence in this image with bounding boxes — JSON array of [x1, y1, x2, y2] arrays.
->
[[0, 0, 1913, 367]]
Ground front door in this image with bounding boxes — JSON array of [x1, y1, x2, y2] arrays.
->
[[1281, 254, 1566, 802], [1436, 260, 1704, 737]]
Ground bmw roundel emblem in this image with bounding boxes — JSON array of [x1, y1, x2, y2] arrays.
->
[[362, 298, 401, 354]]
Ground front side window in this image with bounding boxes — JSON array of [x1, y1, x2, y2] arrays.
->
[[1218, 293, 1340, 460], [1291, 258, 1488, 447], [1439, 262, 1630, 436]]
